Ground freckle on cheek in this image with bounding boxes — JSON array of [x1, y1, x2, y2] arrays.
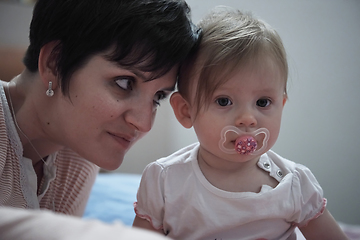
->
[[47, 122, 50, 125]]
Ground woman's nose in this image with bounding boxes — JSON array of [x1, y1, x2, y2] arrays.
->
[[125, 102, 155, 133], [235, 108, 257, 127]]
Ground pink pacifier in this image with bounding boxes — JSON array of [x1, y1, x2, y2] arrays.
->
[[218, 126, 270, 155]]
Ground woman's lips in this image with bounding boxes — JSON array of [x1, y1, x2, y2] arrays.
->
[[108, 132, 137, 150]]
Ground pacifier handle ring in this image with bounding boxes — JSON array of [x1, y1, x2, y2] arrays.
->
[[249, 128, 269, 155], [218, 126, 270, 155], [218, 126, 239, 154]]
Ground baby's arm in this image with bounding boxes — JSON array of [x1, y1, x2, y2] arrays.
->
[[133, 216, 165, 235], [300, 208, 348, 240], [133, 162, 166, 235]]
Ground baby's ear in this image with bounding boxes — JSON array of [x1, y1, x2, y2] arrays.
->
[[170, 92, 193, 129], [283, 95, 287, 106]]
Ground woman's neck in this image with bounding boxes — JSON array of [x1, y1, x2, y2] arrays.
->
[[5, 72, 63, 165]]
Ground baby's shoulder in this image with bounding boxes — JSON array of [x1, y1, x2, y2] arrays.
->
[[148, 142, 199, 172], [264, 150, 322, 193], [264, 150, 310, 174]]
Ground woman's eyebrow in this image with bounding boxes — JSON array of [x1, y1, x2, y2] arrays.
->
[[111, 61, 176, 91], [129, 69, 148, 81], [163, 85, 176, 92], [134, 71, 177, 93], [108, 59, 148, 81]]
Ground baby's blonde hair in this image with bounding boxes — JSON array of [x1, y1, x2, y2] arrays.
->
[[178, 7, 288, 114]]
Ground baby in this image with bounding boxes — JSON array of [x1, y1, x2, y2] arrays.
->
[[133, 7, 348, 240]]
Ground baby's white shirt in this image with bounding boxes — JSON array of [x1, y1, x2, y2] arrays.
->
[[135, 142, 325, 240]]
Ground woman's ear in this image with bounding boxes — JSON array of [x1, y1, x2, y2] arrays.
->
[[170, 92, 193, 129], [38, 41, 60, 90]]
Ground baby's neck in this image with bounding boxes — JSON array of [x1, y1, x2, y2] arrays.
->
[[197, 150, 278, 193]]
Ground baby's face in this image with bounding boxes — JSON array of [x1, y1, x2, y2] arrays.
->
[[190, 56, 287, 164]]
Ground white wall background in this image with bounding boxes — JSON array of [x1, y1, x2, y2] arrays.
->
[[1, 0, 359, 225]]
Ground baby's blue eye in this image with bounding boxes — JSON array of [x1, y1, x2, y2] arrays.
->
[[216, 97, 232, 107], [115, 78, 133, 91], [256, 98, 271, 107]]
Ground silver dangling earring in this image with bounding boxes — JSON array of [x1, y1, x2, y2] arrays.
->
[[46, 81, 54, 97]]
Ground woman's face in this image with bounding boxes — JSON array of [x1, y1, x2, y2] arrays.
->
[[52, 53, 177, 170]]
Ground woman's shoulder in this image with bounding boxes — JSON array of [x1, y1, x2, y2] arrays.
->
[[0, 81, 7, 122]]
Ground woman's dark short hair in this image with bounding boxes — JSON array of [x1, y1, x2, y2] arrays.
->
[[23, 0, 200, 95]]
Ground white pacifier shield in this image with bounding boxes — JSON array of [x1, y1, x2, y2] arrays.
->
[[218, 126, 270, 155]]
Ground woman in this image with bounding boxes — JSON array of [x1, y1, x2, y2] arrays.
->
[[0, 0, 199, 238]]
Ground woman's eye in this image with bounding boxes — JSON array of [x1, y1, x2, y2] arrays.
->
[[216, 97, 232, 107], [153, 91, 167, 107], [115, 77, 133, 91], [256, 98, 271, 108]]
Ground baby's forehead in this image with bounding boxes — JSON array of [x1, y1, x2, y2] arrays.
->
[[192, 56, 286, 94], [200, 54, 284, 79]]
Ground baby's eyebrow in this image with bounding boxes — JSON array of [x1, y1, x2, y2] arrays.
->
[[254, 87, 280, 94]]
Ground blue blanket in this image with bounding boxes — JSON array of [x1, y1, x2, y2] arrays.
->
[[83, 173, 141, 226]]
